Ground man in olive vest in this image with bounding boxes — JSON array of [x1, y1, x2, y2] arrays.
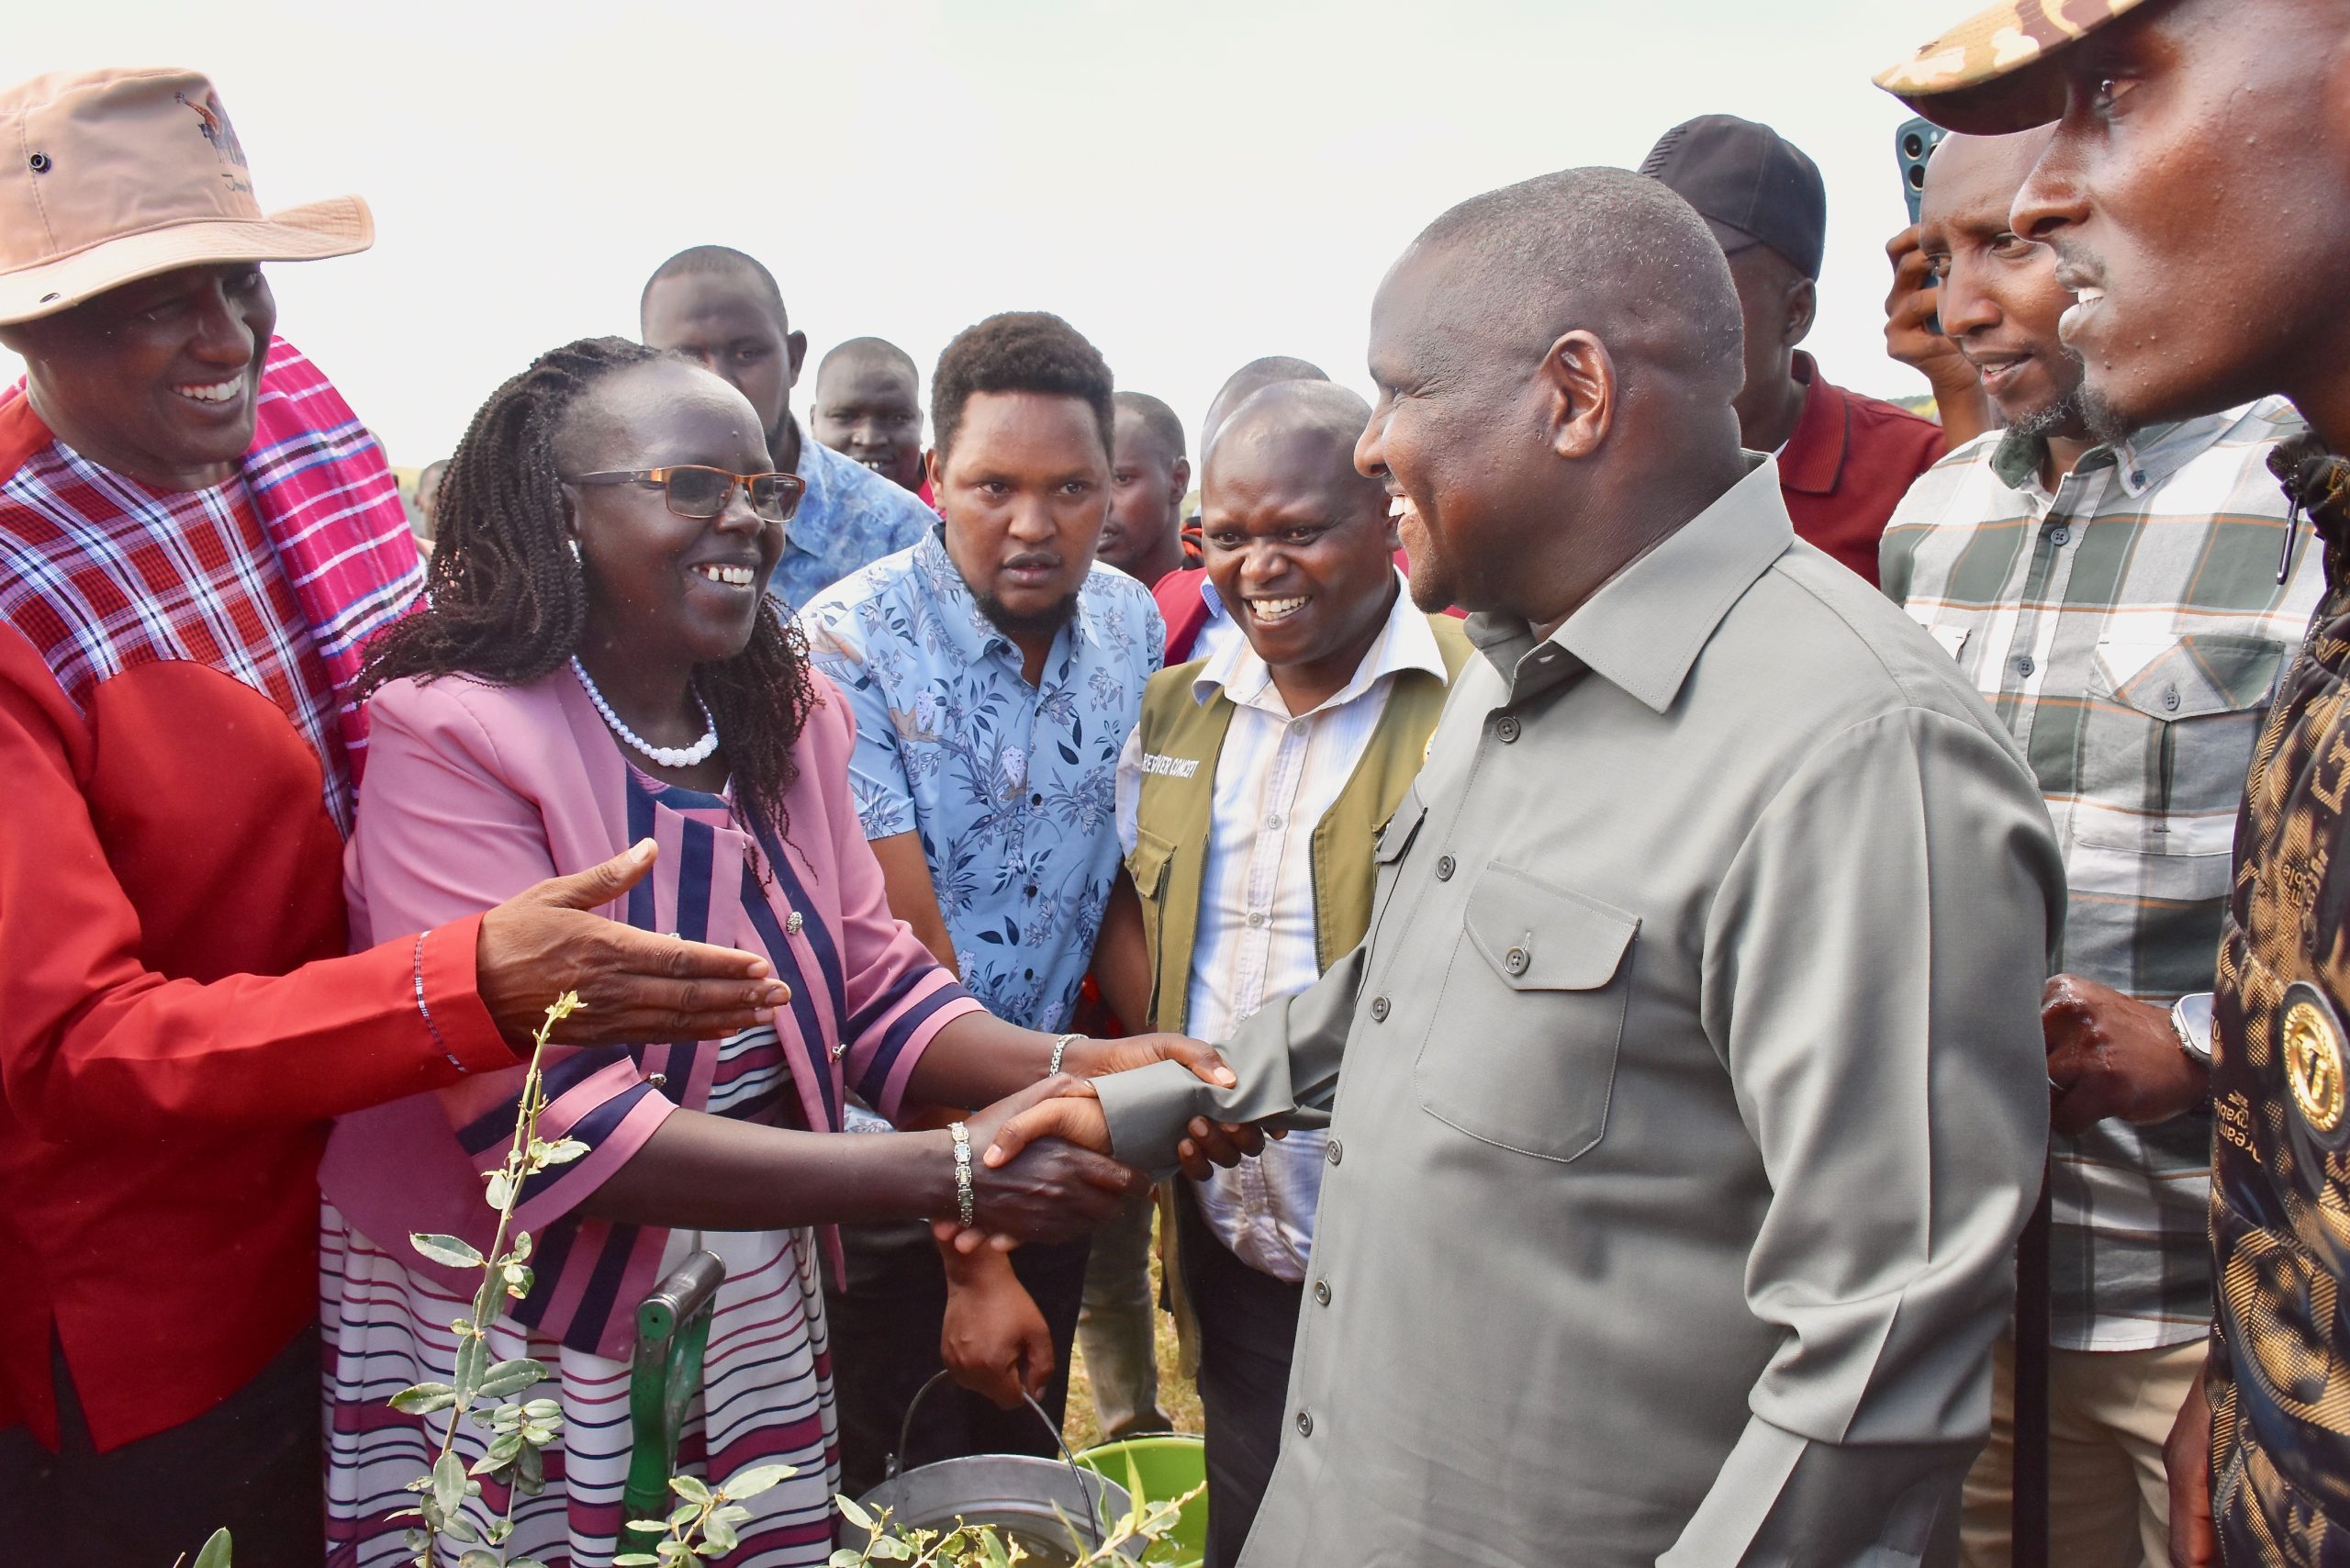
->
[[1094, 379, 1469, 1568]]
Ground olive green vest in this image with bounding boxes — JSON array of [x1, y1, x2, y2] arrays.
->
[[1125, 614, 1472, 1033]]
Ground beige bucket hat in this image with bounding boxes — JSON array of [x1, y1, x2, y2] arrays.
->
[[0, 67, 371, 326]]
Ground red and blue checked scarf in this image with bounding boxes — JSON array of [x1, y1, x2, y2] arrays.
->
[[0, 338, 422, 822]]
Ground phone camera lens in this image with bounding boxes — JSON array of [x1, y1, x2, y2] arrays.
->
[[1903, 133, 1925, 159]]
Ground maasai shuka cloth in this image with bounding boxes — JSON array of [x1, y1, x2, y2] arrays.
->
[[0, 335, 422, 829]]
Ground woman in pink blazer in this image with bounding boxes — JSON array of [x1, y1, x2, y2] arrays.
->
[[319, 340, 1222, 1568]]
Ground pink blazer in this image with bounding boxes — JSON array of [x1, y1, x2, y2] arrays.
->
[[320, 667, 980, 1361]]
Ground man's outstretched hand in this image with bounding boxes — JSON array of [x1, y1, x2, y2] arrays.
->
[[476, 839, 792, 1049], [2043, 973, 2208, 1136]]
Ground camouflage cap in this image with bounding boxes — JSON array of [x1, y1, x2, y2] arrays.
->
[[1874, 0, 2154, 134]]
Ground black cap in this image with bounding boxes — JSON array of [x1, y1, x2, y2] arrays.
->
[[1639, 115, 1826, 282]]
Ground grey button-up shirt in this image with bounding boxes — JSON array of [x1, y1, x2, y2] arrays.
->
[[1094, 457, 2064, 1567]]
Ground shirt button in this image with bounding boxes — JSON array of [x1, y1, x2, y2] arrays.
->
[[1494, 715, 1522, 744], [1288, 719, 1308, 736], [1031, 792, 1044, 807], [1247, 911, 1268, 928], [1295, 1409, 1314, 1439], [1314, 1279, 1331, 1306], [1435, 855, 1456, 880], [2049, 525, 2071, 545], [1024, 884, 1038, 899], [1505, 946, 1531, 976], [1326, 1138, 1343, 1167], [2016, 655, 2036, 678], [1266, 813, 1284, 830], [1369, 995, 1391, 1022], [2164, 687, 2181, 711]]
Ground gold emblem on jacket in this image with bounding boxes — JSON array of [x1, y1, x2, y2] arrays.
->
[[2285, 994, 2347, 1136]]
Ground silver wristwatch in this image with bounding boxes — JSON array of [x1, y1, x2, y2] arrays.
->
[[2171, 991, 2216, 1069]]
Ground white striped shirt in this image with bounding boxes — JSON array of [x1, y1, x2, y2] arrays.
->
[[1116, 577, 1448, 1279]]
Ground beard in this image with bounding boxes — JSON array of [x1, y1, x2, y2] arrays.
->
[[2077, 384, 2138, 449], [975, 589, 1080, 643], [1993, 381, 2092, 475]]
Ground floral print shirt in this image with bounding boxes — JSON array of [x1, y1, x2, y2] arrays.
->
[[798, 528, 1164, 1030]]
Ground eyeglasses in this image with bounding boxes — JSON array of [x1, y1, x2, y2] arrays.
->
[[565, 466, 805, 522]]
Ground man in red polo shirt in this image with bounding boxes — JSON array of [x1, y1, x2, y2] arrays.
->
[[0, 69, 788, 1564], [1644, 115, 1948, 584]]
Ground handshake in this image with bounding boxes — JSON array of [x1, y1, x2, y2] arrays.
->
[[933, 1032, 1280, 1255]]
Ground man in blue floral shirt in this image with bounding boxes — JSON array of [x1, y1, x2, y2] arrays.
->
[[641, 245, 933, 608], [799, 310, 1163, 1491]]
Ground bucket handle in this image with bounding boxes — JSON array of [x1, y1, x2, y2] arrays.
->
[[887, 1369, 1107, 1548]]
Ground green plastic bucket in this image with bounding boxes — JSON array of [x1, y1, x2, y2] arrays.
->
[[1074, 1435, 1208, 1568]]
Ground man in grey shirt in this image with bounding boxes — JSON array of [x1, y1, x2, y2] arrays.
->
[[986, 167, 2064, 1566]]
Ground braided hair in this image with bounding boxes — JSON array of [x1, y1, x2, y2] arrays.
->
[[363, 335, 818, 843]]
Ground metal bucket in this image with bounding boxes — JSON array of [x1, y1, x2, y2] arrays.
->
[[856, 1372, 1142, 1566]]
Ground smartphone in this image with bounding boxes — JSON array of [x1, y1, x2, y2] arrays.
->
[[1897, 117, 1947, 226], [1897, 117, 1950, 334]]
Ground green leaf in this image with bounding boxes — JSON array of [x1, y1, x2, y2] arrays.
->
[[509, 1559, 552, 1568], [504, 1263, 537, 1300], [867, 1538, 911, 1562], [616, 1558, 660, 1567], [719, 1461, 797, 1500], [669, 1502, 701, 1529], [476, 1358, 548, 1399], [471, 1430, 523, 1472], [505, 1230, 534, 1264], [980, 1530, 1013, 1568], [656, 1540, 692, 1564], [458, 1551, 501, 1568], [710, 1505, 752, 1527], [828, 1551, 866, 1568], [699, 1513, 740, 1553], [626, 1519, 676, 1534], [432, 1450, 468, 1517], [668, 1473, 713, 1505], [535, 1137, 590, 1167], [835, 1495, 876, 1531], [486, 1170, 518, 1211], [452, 1336, 487, 1404], [388, 1381, 458, 1416], [409, 1232, 486, 1269], [191, 1528, 233, 1568]]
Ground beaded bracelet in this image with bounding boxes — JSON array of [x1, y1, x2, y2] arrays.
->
[[948, 1121, 976, 1228]]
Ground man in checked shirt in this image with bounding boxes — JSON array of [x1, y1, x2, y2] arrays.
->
[[1093, 378, 1470, 1568], [1879, 126, 2323, 1568]]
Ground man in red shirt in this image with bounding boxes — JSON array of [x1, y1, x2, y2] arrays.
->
[[0, 69, 788, 1564], [1644, 115, 1948, 583]]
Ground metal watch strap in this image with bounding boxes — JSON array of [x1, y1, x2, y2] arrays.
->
[[948, 1121, 976, 1227], [1047, 1033, 1082, 1078]]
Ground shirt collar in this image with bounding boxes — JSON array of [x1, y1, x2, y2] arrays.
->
[[1986, 409, 2229, 499], [783, 416, 851, 560], [911, 526, 1092, 665], [1774, 352, 1846, 497], [1465, 454, 1792, 715], [1192, 568, 1449, 715]]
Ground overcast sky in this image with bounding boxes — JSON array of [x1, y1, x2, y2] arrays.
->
[[17, 0, 1966, 468]]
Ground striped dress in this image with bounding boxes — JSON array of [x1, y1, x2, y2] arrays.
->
[[320, 672, 983, 1567]]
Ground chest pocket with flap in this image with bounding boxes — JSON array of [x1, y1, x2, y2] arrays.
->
[[1414, 862, 1639, 1163]]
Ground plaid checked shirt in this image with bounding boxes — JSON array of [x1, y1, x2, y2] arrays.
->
[[0, 340, 423, 833], [1881, 396, 2323, 1350]]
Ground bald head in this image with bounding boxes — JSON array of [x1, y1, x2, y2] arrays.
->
[[1208, 381, 1375, 487], [1360, 166, 1752, 626], [1406, 166, 1745, 403], [1203, 355, 1331, 455]]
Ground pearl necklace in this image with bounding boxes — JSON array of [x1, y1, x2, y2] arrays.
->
[[570, 656, 720, 767]]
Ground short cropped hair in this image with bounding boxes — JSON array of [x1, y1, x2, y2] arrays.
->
[[818, 335, 918, 384], [1113, 390, 1186, 459], [1415, 166, 1745, 397], [932, 312, 1116, 461], [640, 245, 788, 333]]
